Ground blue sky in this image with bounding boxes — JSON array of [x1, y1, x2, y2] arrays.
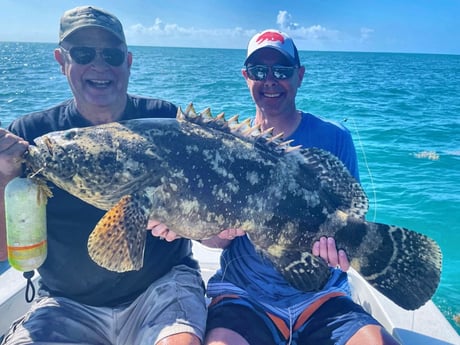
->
[[1, 0, 458, 54]]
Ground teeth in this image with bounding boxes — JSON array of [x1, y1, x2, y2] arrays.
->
[[88, 80, 110, 87], [264, 93, 280, 98]]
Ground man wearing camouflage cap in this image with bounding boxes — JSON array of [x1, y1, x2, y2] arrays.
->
[[0, 6, 206, 345]]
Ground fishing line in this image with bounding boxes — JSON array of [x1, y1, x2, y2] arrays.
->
[[343, 117, 377, 222]]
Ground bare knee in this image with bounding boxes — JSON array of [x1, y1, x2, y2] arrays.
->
[[204, 327, 249, 345], [156, 332, 202, 345], [346, 325, 401, 345]]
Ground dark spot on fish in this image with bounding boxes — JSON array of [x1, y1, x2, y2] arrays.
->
[[64, 130, 77, 140]]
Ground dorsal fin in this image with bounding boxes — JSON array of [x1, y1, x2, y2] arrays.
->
[[176, 104, 301, 156]]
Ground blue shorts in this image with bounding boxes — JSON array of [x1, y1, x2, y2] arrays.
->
[[2, 265, 207, 345], [206, 295, 381, 345]]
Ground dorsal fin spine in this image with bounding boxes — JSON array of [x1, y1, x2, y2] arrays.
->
[[178, 103, 303, 156]]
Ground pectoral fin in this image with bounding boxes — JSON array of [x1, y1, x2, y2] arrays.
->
[[87, 194, 150, 272]]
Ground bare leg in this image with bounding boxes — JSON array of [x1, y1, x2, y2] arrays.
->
[[204, 327, 249, 345], [346, 325, 401, 345]]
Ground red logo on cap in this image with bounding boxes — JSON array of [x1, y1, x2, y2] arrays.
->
[[256, 31, 285, 44]]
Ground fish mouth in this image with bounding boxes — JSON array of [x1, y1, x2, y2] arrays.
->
[[27, 136, 77, 180], [24, 145, 48, 178]]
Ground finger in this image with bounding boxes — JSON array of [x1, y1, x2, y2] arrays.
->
[[0, 131, 28, 155], [233, 229, 246, 237], [227, 229, 237, 239], [318, 236, 329, 262], [227, 228, 244, 238], [326, 237, 339, 267], [163, 229, 180, 242], [218, 229, 234, 240], [150, 223, 168, 238], [218, 229, 245, 240], [0, 137, 28, 177], [312, 241, 320, 256], [146, 219, 162, 229], [338, 249, 350, 271]]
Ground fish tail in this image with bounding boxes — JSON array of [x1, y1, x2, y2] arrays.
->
[[338, 217, 442, 310]]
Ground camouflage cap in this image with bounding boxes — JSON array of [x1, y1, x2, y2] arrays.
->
[[59, 6, 126, 44]]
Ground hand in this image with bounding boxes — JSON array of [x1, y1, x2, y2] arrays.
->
[[217, 228, 246, 240], [0, 129, 29, 185], [147, 219, 180, 242], [312, 236, 350, 271], [200, 228, 246, 249]]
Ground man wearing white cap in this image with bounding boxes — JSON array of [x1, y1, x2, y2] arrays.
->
[[0, 6, 206, 345], [203, 30, 399, 345]]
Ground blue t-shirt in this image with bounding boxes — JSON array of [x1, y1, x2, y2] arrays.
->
[[207, 111, 359, 320], [289, 112, 359, 181]]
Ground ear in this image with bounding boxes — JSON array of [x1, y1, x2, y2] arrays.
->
[[297, 65, 306, 87], [127, 51, 133, 68], [241, 69, 252, 89], [241, 68, 248, 79], [54, 48, 66, 75]]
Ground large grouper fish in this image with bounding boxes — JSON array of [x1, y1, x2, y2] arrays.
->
[[24, 104, 441, 310]]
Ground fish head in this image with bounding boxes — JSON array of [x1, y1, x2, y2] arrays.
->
[[23, 120, 169, 211], [24, 124, 138, 209], [26, 130, 83, 183]]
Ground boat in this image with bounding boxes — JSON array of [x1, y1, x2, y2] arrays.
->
[[1, 241, 459, 344]]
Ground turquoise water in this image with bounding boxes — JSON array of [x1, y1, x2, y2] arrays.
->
[[1, 42, 459, 332]]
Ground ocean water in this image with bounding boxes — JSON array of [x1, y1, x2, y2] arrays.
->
[[1, 42, 459, 332]]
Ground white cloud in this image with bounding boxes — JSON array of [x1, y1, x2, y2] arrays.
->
[[277, 10, 300, 30], [360, 27, 374, 42], [124, 10, 373, 52], [126, 19, 255, 48], [276, 10, 339, 42], [276, 10, 378, 51], [130, 18, 192, 37]]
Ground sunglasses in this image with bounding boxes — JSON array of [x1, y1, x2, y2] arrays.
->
[[61, 46, 126, 67], [246, 65, 297, 81]]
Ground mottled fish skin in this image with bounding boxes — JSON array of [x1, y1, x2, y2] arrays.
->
[[25, 104, 442, 310]]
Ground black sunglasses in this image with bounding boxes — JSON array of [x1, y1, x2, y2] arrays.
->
[[61, 46, 126, 67], [246, 65, 297, 81]]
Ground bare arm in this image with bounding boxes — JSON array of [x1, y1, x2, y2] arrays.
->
[[0, 129, 29, 260], [200, 229, 245, 249], [201, 232, 350, 270], [146, 219, 349, 270], [201, 231, 350, 271], [147, 220, 244, 249]]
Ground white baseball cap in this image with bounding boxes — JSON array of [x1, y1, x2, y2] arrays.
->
[[245, 29, 300, 66]]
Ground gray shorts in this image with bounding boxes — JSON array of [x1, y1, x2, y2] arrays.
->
[[2, 264, 206, 345]]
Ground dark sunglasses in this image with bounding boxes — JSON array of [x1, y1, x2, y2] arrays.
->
[[61, 46, 126, 67], [246, 65, 297, 81]]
